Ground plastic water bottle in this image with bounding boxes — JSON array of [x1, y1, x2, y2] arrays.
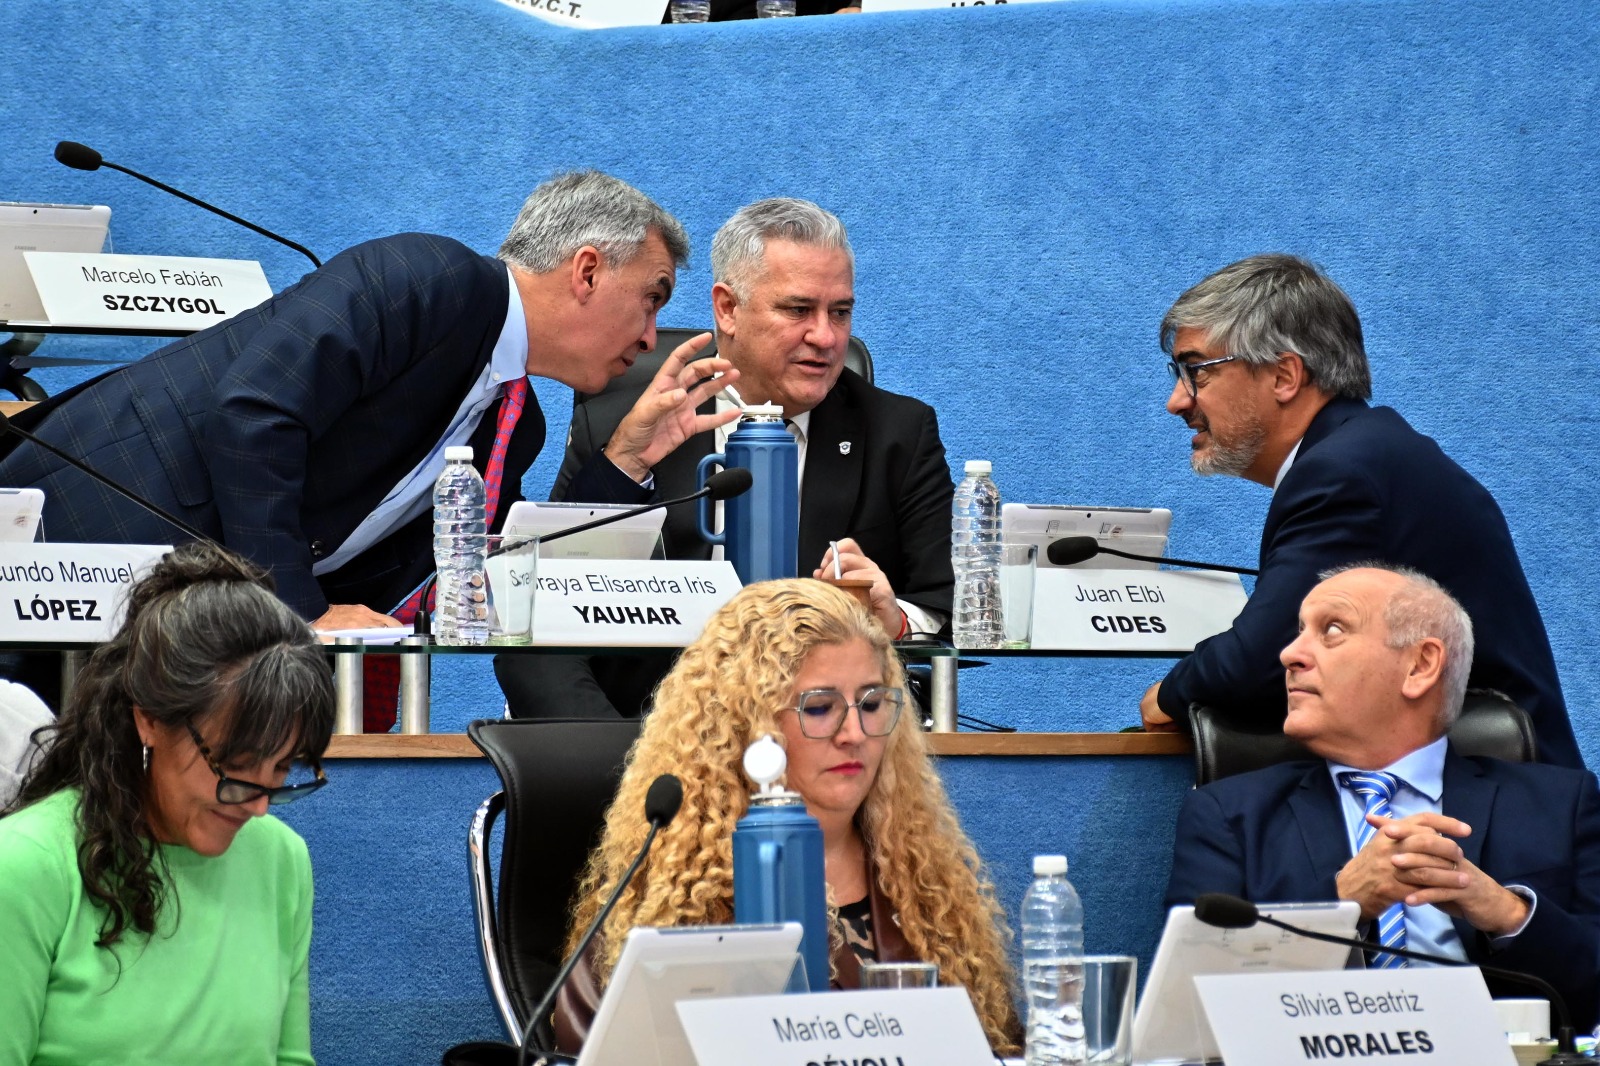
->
[[951, 459, 1004, 648], [432, 446, 488, 646], [1022, 854, 1086, 1066]]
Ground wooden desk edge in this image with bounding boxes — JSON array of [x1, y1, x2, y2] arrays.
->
[[326, 732, 1192, 759]]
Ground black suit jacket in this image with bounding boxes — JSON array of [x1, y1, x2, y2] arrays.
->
[[1157, 397, 1579, 768], [0, 233, 544, 618], [496, 368, 952, 718], [1164, 749, 1600, 1029]]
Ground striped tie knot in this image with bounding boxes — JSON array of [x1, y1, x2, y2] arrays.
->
[[1340, 771, 1399, 807]]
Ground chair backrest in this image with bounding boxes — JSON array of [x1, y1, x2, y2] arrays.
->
[[467, 717, 642, 1035], [1187, 689, 1536, 787], [575, 327, 874, 407]]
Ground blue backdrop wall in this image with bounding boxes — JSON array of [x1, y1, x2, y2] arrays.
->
[[7, 0, 1599, 1061]]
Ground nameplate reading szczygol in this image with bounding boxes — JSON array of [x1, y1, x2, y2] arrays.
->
[[678, 987, 996, 1066], [532, 559, 740, 646], [1194, 967, 1516, 1066], [1029, 568, 1247, 652], [24, 252, 272, 331], [0, 545, 170, 642]]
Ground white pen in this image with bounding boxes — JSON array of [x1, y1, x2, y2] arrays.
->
[[829, 540, 843, 580]]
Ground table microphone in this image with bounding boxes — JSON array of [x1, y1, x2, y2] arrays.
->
[[1045, 534, 1260, 577], [54, 140, 323, 268], [413, 467, 754, 636], [515, 773, 685, 1066], [1192, 893, 1586, 1064], [0, 411, 211, 544]]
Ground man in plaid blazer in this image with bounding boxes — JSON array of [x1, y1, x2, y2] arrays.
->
[[0, 171, 698, 627]]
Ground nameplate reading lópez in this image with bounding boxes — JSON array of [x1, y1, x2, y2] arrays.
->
[[0, 545, 170, 642], [678, 987, 996, 1066], [1194, 967, 1516, 1066], [25, 251, 272, 331], [533, 559, 740, 646]]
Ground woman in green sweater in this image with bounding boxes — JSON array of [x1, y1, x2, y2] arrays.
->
[[0, 543, 335, 1066]]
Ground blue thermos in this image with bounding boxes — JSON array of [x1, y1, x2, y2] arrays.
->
[[732, 736, 829, 993], [696, 404, 799, 584]]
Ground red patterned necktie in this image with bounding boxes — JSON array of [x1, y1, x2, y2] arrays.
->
[[361, 376, 529, 731]]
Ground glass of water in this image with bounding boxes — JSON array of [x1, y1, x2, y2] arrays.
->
[[756, 0, 797, 15], [1000, 542, 1037, 649], [670, 0, 711, 21]]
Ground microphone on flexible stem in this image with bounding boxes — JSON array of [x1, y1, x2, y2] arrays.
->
[[0, 412, 212, 544], [413, 466, 755, 636], [1192, 893, 1587, 1064], [515, 774, 684, 1066], [54, 140, 323, 268], [1045, 534, 1260, 577]]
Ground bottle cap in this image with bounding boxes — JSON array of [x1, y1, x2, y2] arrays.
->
[[741, 403, 785, 421], [1033, 854, 1068, 876], [743, 735, 790, 797], [444, 446, 474, 462], [964, 460, 992, 475]]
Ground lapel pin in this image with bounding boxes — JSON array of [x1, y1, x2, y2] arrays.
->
[[839, 442, 852, 455]]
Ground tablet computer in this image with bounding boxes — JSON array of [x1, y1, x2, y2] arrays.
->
[[502, 501, 666, 561], [0, 202, 111, 323], [1132, 900, 1360, 1065], [1002, 504, 1173, 571], [578, 923, 804, 1066]]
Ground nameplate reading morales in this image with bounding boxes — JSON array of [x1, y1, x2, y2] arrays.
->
[[677, 988, 997, 1066], [0, 545, 170, 642], [1030, 568, 1247, 652], [24, 251, 273, 331], [1194, 968, 1516, 1066], [533, 559, 740, 646]]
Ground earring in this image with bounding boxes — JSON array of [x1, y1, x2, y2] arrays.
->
[[142, 745, 150, 773]]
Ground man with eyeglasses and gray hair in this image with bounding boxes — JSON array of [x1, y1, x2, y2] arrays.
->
[[497, 197, 954, 719], [1138, 253, 1580, 769]]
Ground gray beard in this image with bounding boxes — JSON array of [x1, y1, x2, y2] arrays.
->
[[1191, 416, 1266, 478]]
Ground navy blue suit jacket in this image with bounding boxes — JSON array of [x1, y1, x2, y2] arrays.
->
[[1164, 750, 1600, 1029], [1157, 397, 1579, 768], [495, 367, 953, 718], [0, 234, 545, 618]]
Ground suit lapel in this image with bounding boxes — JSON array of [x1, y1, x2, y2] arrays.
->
[[799, 381, 865, 572], [1289, 764, 1355, 899]]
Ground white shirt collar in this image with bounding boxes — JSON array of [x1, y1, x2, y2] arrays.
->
[[1273, 436, 1304, 491], [490, 264, 530, 389]]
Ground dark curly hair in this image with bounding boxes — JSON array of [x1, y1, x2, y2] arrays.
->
[[2, 542, 335, 949]]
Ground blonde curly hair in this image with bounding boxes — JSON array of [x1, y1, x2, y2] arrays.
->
[[564, 579, 1020, 1052]]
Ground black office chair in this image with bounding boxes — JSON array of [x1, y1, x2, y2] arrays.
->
[[575, 327, 874, 406], [1187, 689, 1536, 787], [458, 717, 641, 1052]]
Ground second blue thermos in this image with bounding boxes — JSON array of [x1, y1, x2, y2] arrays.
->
[[696, 404, 799, 584]]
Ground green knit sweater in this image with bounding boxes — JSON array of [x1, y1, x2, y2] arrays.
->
[[0, 788, 314, 1065]]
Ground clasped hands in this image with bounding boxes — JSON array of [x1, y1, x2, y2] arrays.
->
[[1336, 811, 1528, 937]]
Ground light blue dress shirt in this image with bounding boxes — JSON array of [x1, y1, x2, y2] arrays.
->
[[1328, 736, 1535, 963], [312, 264, 529, 582]]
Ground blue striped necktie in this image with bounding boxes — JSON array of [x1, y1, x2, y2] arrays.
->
[[1339, 770, 1408, 969]]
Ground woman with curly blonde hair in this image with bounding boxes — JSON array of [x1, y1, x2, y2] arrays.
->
[[553, 579, 1019, 1053]]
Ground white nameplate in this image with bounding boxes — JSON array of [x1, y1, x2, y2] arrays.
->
[[25, 252, 272, 330], [1030, 568, 1247, 651], [493, 0, 669, 29], [1195, 967, 1516, 1066], [533, 559, 740, 646], [865, 0, 1059, 13], [678, 987, 996, 1066], [0, 544, 170, 642]]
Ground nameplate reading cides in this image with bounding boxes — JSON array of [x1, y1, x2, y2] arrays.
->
[[1029, 568, 1247, 652], [532, 559, 740, 647], [678, 987, 997, 1066], [24, 252, 273, 331], [0, 545, 170, 642], [1194, 967, 1516, 1066]]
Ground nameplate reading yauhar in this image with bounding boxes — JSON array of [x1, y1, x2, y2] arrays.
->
[[1194, 967, 1516, 1066], [677, 987, 996, 1066], [24, 251, 272, 331], [1030, 568, 1248, 652], [532, 559, 740, 646], [0, 544, 170, 642]]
